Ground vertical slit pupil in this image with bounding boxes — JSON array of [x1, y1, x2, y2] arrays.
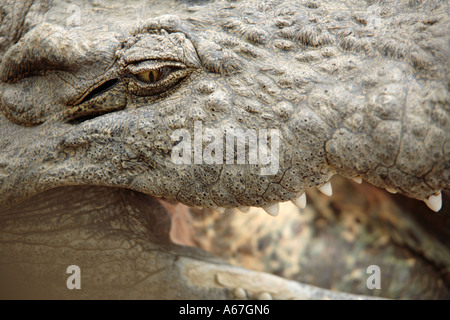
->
[[149, 70, 156, 82]]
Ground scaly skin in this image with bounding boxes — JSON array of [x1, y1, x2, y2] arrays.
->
[[0, 0, 448, 299]]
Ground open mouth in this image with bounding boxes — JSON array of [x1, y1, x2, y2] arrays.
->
[[162, 175, 450, 299]]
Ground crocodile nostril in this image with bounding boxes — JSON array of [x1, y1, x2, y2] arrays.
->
[[67, 78, 124, 125], [67, 112, 110, 125], [78, 78, 119, 105]]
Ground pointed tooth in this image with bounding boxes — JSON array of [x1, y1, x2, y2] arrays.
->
[[291, 193, 306, 209], [318, 182, 333, 196], [262, 203, 279, 216], [424, 192, 442, 212], [385, 187, 397, 194], [237, 206, 250, 213], [233, 288, 247, 299], [258, 292, 273, 300], [215, 207, 226, 214], [351, 176, 362, 184]]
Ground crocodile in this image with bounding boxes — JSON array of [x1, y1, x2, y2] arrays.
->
[[0, 0, 449, 299]]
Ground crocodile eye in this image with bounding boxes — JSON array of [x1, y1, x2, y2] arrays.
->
[[125, 61, 191, 97], [135, 68, 168, 83]]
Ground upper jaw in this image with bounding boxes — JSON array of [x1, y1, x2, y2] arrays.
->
[[0, 15, 447, 212]]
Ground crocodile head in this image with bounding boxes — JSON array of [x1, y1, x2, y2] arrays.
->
[[0, 0, 448, 299], [1, 1, 448, 212]]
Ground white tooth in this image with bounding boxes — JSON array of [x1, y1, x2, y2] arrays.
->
[[233, 288, 247, 299], [237, 206, 250, 213], [215, 207, 226, 214], [424, 192, 442, 212], [385, 187, 397, 194], [258, 292, 273, 300], [262, 203, 279, 216], [291, 193, 306, 209], [318, 182, 333, 196], [351, 176, 362, 184]]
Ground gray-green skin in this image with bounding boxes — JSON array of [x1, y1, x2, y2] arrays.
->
[[0, 0, 449, 299]]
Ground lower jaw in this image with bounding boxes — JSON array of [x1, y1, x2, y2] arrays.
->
[[0, 181, 447, 299]]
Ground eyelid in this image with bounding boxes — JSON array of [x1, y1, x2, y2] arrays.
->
[[126, 60, 186, 75]]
